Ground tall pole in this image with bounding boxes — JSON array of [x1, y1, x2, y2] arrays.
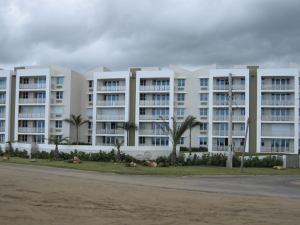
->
[[240, 118, 250, 172], [227, 73, 233, 168]]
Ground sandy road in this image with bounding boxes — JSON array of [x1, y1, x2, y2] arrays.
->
[[0, 163, 300, 224]]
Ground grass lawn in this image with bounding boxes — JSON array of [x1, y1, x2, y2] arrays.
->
[[1, 157, 300, 176]]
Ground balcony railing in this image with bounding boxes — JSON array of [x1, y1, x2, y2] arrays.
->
[[96, 100, 125, 106], [213, 85, 245, 90], [212, 146, 245, 152], [213, 115, 245, 121], [0, 99, 6, 104], [261, 131, 294, 137], [97, 86, 126, 91], [96, 129, 124, 134], [139, 100, 169, 106], [19, 98, 46, 104], [96, 115, 125, 120], [19, 84, 46, 89], [139, 129, 166, 135], [139, 115, 169, 120], [0, 84, 6, 90], [213, 100, 245, 105], [138, 143, 169, 146], [96, 143, 124, 146], [212, 130, 245, 136], [0, 127, 5, 132], [18, 127, 45, 133], [261, 84, 294, 90], [19, 113, 45, 118], [261, 100, 294, 106], [0, 113, 5, 118], [261, 146, 294, 153], [139, 85, 170, 91], [261, 115, 294, 121]]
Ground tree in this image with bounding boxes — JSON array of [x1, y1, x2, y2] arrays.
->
[[117, 121, 138, 146], [113, 139, 125, 161], [6, 141, 17, 156], [46, 135, 71, 159], [154, 115, 195, 166], [187, 117, 202, 154], [63, 114, 89, 145]]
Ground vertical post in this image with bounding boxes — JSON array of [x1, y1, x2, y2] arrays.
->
[[227, 73, 233, 168], [241, 118, 250, 172]]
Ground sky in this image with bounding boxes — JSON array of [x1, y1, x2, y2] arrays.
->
[[1, 0, 300, 73]]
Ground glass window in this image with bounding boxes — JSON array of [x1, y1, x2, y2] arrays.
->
[[261, 108, 265, 115], [22, 135, 27, 142], [177, 137, 184, 144], [178, 79, 185, 86], [262, 78, 265, 85], [140, 108, 146, 115], [177, 122, 182, 128], [139, 123, 146, 129], [261, 139, 264, 146], [87, 108, 93, 116], [56, 92, 63, 99], [177, 108, 184, 116], [88, 122, 93, 129], [200, 79, 208, 86], [23, 78, 29, 84], [241, 93, 245, 101], [200, 93, 208, 101], [56, 121, 62, 128], [241, 108, 245, 115], [88, 136, 92, 143], [89, 81, 94, 88], [200, 108, 208, 116], [199, 137, 208, 146], [140, 80, 146, 86], [241, 123, 245, 130], [89, 94, 93, 102], [200, 123, 207, 130], [177, 94, 185, 101], [241, 78, 245, 85], [139, 137, 145, 144], [56, 135, 63, 140], [140, 94, 146, 100], [54, 106, 64, 114], [57, 77, 63, 85]]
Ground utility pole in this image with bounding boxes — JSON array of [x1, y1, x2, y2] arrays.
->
[[227, 73, 233, 168], [240, 118, 250, 172]]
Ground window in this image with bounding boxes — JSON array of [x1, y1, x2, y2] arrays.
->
[[56, 135, 63, 141], [241, 78, 245, 85], [88, 122, 93, 129], [56, 121, 62, 128], [241, 108, 245, 115], [200, 93, 208, 101], [139, 137, 145, 144], [178, 79, 185, 86], [177, 137, 184, 144], [177, 122, 182, 128], [261, 93, 265, 100], [200, 108, 208, 116], [54, 106, 64, 114], [262, 78, 265, 85], [89, 94, 93, 102], [177, 108, 184, 116], [23, 78, 29, 84], [140, 108, 146, 115], [140, 94, 146, 100], [22, 92, 28, 99], [139, 122, 146, 129], [34, 135, 44, 143], [261, 109, 265, 115], [88, 136, 92, 143], [22, 121, 28, 127], [199, 137, 208, 146], [89, 80, 94, 88], [261, 139, 264, 146], [177, 94, 185, 101], [21, 135, 27, 142], [241, 123, 245, 130], [140, 79, 146, 86], [240, 138, 244, 146], [241, 93, 245, 101], [87, 108, 93, 116], [57, 77, 63, 85], [56, 92, 63, 99], [200, 79, 208, 86], [200, 123, 208, 130]]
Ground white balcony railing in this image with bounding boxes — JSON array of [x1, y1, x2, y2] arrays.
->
[[96, 142, 124, 146], [18, 113, 45, 118], [139, 100, 169, 106], [0, 84, 6, 90], [96, 129, 124, 134], [139, 85, 170, 91], [139, 115, 169, 120], [213, 85, 245, 90], [213, 100, 245, 105], [19, 98, 46, 104], [213, 115, 245, 121], [261, 115, 294, 121], [96, 115, 125, 120], [97, 86, 126, 91], [212, 130, 245, 136], [139, 129, 166, 135], [18, 127, 45, 133], [96, 100, 125, 106], [0, 99, 6, 104], [261, 84, 294, 90], [261, 131, 294, 137], [261, 146, 294, 153], [212, 146, 245, 152], [261, 100, 294, 106], [19, 84, 46, 89]]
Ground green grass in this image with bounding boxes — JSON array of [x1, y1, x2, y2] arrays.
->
[[1, 157, 300, 176]]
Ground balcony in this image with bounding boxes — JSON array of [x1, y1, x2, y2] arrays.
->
[[261, 84, 294, 90], [19, 98, 46, 104], [213, 115, 245, 121], [139, 115, 169, 120], [96, 100, 125, 106], [97, 86, 125, 92], [0, 99, 6, 104], [19, 84, 46, 89], [96, 143, 124, 146], [96, 129, 124, 134], [96, 115, 125, 120], [212, 130, 245, 136], [139, 129, 166, 135], [261, 115, 294, 121], [213, 85, 245, 90], [139, 100, 169, 106], [0, 127, 5, 132], [261, 146, 294, 153], [18, 127, 45, 133], [0, 84, 6, 90], [213, 100, 245, 105], [139, 85, 170, 91], [19, 113, 45, 118], [212, 146, 245, 152], [261, 100, 294, 106], [261, 131, 294, 137]]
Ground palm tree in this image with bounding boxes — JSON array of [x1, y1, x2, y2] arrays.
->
[[113, 139, 125, 161], [117, 121, 138, 146], [187, 117, 202, 154], [46, 135, 71, 158], [63, 114, 89, 145], [6, 140, 17, 156], [154, 115, 195, 166]]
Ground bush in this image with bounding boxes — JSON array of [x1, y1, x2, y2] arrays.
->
[[0, 148, 4, 156], [180, 146, 208, 152]]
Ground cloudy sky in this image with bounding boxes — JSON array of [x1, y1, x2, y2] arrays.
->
[[1, 0, 300, 73]]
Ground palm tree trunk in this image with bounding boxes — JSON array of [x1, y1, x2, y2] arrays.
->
[[189, 128, 192, 153], [127, 131, 129, 146], [171, 147, 177, 166], [76, 127, 79, 145], [117, 149, 121, 161], [54, 145, 59, 158]]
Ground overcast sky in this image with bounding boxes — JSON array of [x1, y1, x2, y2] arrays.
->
[[1, 0, 300, 73]]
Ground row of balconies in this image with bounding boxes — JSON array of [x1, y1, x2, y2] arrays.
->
[[212, 146, 294, 153]]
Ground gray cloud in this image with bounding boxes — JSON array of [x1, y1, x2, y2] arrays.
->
[[1, 0, 300, 72]]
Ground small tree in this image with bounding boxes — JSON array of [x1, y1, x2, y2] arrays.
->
[[187, 117, 202, 153], [63, 114, 89, 145], [117, 121, 138, 146], [6, 141, 17, 156], [113, 139, 125, 161], [154, 115, 195, 166], [46, 135, 71, 159]]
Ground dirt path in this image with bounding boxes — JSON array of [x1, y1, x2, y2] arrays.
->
[[0, 164, 300, 224]]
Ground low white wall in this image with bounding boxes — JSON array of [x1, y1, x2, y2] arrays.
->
[[12, 143, 179, 160]]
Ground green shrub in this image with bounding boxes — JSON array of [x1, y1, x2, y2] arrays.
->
[[180, 146, 208, 152]]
